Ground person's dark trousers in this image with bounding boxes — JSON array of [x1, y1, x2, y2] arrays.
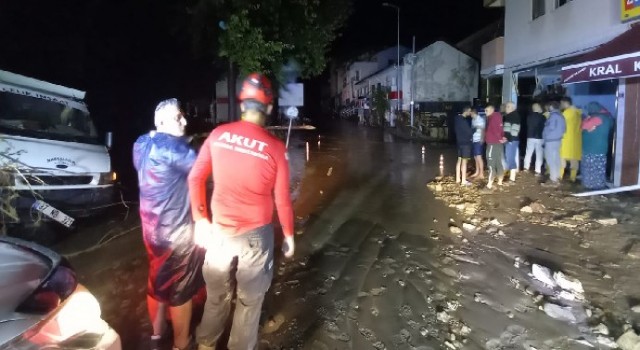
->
[[196, 224, 274, 350]]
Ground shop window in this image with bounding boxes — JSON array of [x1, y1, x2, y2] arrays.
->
[[589, 80, 618, 95], [532, 0, 545, 20]]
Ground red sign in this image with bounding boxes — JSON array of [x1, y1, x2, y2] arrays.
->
[[562, 53, 640, 84], [388, 91, 403, 100]]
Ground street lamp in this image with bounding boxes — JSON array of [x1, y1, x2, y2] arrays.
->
[[382, 2, 400, 126]]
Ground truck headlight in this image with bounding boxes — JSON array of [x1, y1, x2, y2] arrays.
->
[[98, 172, 117, 185]]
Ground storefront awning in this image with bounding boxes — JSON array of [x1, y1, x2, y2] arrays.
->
[[561, 24, 640, 84]]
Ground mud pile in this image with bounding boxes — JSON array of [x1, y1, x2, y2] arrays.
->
[[427, 174, 640, 348]]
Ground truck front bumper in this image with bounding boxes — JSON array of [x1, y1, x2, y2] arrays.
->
[[6, 186, 116, 224]]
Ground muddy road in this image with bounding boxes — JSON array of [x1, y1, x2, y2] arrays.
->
[[49, 122, 635, 349]]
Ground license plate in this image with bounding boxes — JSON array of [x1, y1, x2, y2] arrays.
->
[[32, 200, 75, 228]]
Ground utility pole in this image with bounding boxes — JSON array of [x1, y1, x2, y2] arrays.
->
[[382, 2, 400, 126], [410, 35, 415, 129]]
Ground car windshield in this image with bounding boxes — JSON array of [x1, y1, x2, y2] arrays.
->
[[0, 91, 99, 144]]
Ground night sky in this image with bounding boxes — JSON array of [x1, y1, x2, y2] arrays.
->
[[0, 1, 502, 97], [0, 0, 502, 195], [0, 2, 500, 141], [333, 0, 503, 59]]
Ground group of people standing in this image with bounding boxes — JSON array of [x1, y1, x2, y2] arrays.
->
[[133, 73, 294, 350], [454, 97, 614, 190]]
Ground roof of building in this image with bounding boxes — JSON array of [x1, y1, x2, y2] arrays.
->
[[354, 64, 399, 86]]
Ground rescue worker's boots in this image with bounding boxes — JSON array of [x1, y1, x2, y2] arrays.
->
[[570, 169, 578, 183], [559, 168, 566, 181]]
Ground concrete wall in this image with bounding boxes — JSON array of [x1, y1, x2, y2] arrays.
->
[[504, 0, 628, 70], [412, 41, 478, 103], [501, 0, 630, 101], [481, 37, 504, 76]]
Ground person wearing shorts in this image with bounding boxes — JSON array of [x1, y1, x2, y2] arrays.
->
[[470, 109, 486, 179], [454, 107, 474, 185], [133, 98, 204, 350]]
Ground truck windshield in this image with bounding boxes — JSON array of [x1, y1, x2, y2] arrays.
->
[[0, 91, 100, 144]]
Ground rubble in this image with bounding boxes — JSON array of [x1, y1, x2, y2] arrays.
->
[[598, 218, 619, 226], [520, 206, 533, 213], [542, 303, 577, 323], [462, 223, 477, 232], [449, 226, 463, 235], [425, 174, 639, 348], [531, 264, 558, 288], [593, 323, 610, 336], [617, 330, 640, 350], [529, 202, 546, 213], [437, 311, 451, 323], [553, 271, 584, 294], [585, 336, 619, 348]]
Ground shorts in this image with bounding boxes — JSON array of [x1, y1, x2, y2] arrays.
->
[[472, 142, 484, 157], [457, 144, 472, 159]]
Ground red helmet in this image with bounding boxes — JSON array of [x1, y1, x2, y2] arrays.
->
[[238, 73, 274, 106]]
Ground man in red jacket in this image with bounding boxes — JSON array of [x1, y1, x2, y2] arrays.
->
[[188, 73, 294, 350], [484, 104, 507, 189]]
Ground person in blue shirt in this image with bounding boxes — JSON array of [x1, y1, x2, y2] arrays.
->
[[542, 101, 566, 186], [581, 102, 614, 190]]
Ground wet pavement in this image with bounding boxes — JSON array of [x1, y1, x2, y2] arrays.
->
[[49, 121, 640, 349], [52, 121, 462, 349]]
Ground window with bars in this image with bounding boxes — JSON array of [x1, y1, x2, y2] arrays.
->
[[532, 0, 545, 20]]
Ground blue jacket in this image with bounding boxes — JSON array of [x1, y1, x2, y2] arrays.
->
[[133, 132, 197, 254], [543, 111, 566, 142], [454, 114, 473, 146]]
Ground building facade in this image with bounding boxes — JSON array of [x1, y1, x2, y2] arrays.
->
[[501, 0, 629, 104], [483, 0, 640, 188], [330, 46, 410, 108]]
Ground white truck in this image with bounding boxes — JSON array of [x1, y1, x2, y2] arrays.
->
[[0, 70, 116, 234]]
